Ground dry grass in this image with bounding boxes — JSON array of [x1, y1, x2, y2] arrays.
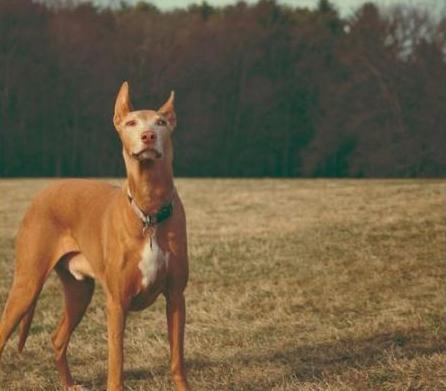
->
[[0, 179, 444, 390]]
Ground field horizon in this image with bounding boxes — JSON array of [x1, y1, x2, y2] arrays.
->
[[0, 178, 444, 390]]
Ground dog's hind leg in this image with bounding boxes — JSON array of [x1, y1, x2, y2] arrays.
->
[[17, 297, 38, 353], [0, 268, 47, 357], [0, 220, 67, 358], [52, 263, 94, 389]]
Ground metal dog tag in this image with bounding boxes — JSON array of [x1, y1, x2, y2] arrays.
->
[[143, 225, 155, 249]]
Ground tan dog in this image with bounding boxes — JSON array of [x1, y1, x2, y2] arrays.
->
[[0, 82, 189, 391]]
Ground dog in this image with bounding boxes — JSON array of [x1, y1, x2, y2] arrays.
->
[[0, 82, 189, 391]]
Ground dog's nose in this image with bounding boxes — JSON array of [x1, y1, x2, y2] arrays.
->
[[141, 131, 157, 144]]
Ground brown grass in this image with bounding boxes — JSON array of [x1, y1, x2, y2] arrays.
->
[[0, 179, 444, 390]]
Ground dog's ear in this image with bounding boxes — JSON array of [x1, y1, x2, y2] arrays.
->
[[113, 81, 133, 127], [158, 91, 176, 129]]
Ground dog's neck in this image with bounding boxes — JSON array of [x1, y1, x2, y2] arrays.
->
[[124, 151, 174, 214]]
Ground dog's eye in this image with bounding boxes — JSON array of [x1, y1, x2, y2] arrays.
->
[[156, 119, 167, 127], [125, 120, 137, 127]]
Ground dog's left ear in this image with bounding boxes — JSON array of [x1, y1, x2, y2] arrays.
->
[[158, 91, 176, 129]]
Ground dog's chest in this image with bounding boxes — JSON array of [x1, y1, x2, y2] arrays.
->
[[138, 232, 168, 289]]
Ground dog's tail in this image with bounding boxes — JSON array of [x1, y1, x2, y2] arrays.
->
[[17, 300, 37, 353]]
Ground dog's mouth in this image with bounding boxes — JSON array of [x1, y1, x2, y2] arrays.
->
[[132, 148, 162, 161]]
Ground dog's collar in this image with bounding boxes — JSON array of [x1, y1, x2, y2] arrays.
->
[[126, 188, 173, 232]]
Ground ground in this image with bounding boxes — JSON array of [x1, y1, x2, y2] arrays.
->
[[0, 179, 444, 390]]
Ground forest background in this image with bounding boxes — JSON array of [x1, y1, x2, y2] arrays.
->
[[0, 0, 445, 177]]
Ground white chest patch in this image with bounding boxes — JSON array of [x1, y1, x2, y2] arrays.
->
[[138, 232, 168, 288]]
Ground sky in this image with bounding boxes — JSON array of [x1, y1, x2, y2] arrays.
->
[[94, 0, 441, 16]]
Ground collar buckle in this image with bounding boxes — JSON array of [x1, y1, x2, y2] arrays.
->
[[144, 214, 155, 226]]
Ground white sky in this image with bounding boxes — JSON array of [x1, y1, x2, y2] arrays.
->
[[94, 0, 442, 15]]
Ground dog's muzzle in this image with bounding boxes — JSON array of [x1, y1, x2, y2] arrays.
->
[[132, 148, 162, 161]]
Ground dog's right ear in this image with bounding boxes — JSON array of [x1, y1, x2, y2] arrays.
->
[[113, 81, 133, 128]]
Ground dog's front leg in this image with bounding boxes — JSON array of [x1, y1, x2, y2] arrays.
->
[[166, 291, 189, 391], [106, 297, 127, 391]]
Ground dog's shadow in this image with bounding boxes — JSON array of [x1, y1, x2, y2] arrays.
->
[[188, 328, 444, 389], [78, 328, 444, 390]]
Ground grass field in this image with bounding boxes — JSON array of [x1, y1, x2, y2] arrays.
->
[[0, 179, 444, 390]]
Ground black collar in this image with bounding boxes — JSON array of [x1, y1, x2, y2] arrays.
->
[[126, 189, 173, 232]]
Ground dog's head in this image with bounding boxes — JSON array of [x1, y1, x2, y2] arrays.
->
[[113, 81, 176, 162]]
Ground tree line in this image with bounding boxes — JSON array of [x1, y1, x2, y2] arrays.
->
[[0, 0, 445, 177]]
